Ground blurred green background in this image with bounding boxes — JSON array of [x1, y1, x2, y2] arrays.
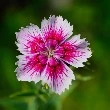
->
[[0, 0, 110, 110]]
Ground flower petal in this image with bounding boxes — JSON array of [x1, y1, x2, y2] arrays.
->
[[41, 15, 73, 47], [15, 54, 48, 83], [16, 24, 46, 55], [41, 58, 75, 95], [55, 34, 92, 68]]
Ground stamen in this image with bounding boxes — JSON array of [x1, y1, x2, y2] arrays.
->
[[48, 49, 54, 57]]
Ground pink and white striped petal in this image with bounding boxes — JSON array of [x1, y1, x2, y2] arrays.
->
[[41, 57, 75, 95], [41, 15, 73, 46], [16, 24, 45, 55], [55, 34, 92, 68], [15, 54, 48, 83]]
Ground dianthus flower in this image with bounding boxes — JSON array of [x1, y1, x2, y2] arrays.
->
[[15, 15, 92, 94]]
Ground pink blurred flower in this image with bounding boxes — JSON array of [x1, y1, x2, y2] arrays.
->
[[15, 15, 92, 94]]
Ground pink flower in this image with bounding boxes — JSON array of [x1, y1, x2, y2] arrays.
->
[[15, 15, 92, 94]]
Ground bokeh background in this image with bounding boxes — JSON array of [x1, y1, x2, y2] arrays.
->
[[0, 0, 110, 110]]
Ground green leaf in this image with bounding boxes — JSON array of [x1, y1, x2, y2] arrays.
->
[[76, 74, 93, 81], [10, 90, 37, 98]]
